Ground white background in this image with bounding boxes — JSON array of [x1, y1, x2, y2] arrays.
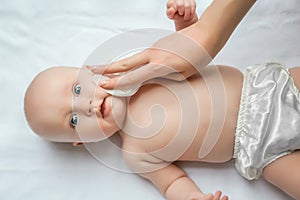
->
[[1, 0, 299, 199]]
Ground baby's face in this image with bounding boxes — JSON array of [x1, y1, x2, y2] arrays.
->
[[25, 66, 127, 143]]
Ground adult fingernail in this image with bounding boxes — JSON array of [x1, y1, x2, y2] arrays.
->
[[100, 80, 107, 86]]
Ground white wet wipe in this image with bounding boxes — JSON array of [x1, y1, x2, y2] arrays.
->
[[92, 74, 141, 97]]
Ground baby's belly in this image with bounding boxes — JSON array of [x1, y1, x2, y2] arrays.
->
[[179, 66, 243, 162], [126, 65, 243, 163]]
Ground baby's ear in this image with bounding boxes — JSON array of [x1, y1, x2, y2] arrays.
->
[[72, 142, 83, 146]]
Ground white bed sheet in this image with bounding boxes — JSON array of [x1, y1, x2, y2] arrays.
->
[[1, 0, 299, 199]]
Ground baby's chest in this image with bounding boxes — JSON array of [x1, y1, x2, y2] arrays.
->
[[123, 82, 214, 161]]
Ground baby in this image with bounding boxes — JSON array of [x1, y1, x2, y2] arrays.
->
[[24, 1, 300, 200]]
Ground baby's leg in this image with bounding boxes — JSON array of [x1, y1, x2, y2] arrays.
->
[[262, 67, 300, 199], [262, 150, 300, 199], [289, 66, 300, 89]]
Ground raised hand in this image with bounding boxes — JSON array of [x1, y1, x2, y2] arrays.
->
[[166, 0, 198, 30]]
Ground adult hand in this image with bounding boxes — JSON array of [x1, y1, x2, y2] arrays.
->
[[90, 30, 211, 90], [90, 0, 256, 90]]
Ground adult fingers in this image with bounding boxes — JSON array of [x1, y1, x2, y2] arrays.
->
[[101, 50, 149, 74], [99, 63, 175, 90], [84, 65, 106, 74]]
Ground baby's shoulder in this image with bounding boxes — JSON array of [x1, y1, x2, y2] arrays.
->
[[121, 138, 169, 174]]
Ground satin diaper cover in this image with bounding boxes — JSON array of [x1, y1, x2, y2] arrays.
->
[[233, 62, 300, 180]]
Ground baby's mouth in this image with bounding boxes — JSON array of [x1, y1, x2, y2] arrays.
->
[[100, 97, 107, 118]]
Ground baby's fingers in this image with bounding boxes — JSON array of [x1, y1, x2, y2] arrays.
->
[[202, 193, 214, 200], [221, 195, 228, 200], [189, 0, 196, 15], [166, 6, 177, 19], [184, 5, 191, 20], [213, 191, 229, 200], [184, 0, 196, 20], [166, 0, 176, 19], [176, 0, 185, 15]]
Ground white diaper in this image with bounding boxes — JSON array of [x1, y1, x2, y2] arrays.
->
[[233, 62, 300, 180]]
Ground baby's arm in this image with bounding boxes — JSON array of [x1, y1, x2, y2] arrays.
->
[[166, 0, 198, 31], [123, 150, 227, 200], [141, 163, 203, 199], [141, 164, 228, 200]]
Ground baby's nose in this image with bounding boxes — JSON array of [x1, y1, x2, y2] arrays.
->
[[73, 98, 93, 116], [87, 99, 93, 116]]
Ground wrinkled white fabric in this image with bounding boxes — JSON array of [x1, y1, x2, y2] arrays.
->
[[234, 62, 300, 180]]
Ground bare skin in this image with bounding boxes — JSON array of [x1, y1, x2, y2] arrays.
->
[[120, 65, 243, 199], [24, 65, 242, 200], [24, 65, 300, 200], [262, 67, 300, 200], [24, 0, 300, 198], [120, 66, 300, 200], [121, 65, 242, 163]]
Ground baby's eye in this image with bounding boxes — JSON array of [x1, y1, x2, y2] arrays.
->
[[73, 83, 81, 95], [70, 114, 78, 127]]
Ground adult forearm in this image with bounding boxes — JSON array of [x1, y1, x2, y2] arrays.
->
[[180, 0, 256, 59]]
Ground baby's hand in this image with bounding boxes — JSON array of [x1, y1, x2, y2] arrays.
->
[[185, 191, 229, 200], [202, 191, 229, 200], [166, 0, 197, 22]]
